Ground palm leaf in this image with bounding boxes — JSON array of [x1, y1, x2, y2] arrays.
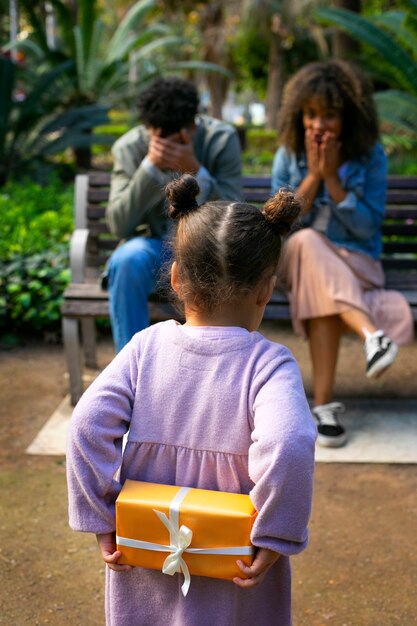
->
[[2, 39, 45, 60], [131, 36, 187, 60], [316, 7, 417, 95], [106, 23, 171, 65], [38, 132, 114, 157], [375, 90, 417, 135], [73, 26, 87, 94], [169, 61, 234, 79], [40, 105, 110, 135], [373, 11, 417, 55], [78, 0, 99, 62], [84, 20, 106, 94], [107, 0, 156, 61]]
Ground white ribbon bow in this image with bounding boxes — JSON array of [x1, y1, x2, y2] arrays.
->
[[153, 509, 193, 596]]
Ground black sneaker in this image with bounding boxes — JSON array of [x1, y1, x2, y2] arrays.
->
[[312, 402, 347, 448], [364, 329, 398, 379]]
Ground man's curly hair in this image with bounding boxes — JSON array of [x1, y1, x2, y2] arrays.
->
[[278, 60, 379, 161], [137, 77, 200, 137]]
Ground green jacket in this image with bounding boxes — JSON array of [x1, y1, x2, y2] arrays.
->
[[106, 115, 243, 239]]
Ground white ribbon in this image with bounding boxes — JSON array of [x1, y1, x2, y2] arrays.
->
[[153, 508, 193, 596], [116, 486, 254, 597]]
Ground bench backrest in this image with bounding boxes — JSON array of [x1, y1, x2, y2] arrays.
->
[[79, 172, 417, 290]]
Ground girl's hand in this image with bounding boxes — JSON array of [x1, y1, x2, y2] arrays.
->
[[233, 548, 280, 589], [96, 532, 134, 572]]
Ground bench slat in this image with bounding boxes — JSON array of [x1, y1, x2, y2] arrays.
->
[[382, 224, 417, 236]]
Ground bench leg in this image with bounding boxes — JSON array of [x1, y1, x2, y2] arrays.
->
[[62, 316, 83, 406], [81, 318, 97, 369]]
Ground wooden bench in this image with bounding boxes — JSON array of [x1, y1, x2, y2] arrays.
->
[[62, 173, 417, 404]]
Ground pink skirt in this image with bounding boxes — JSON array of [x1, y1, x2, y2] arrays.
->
[[279, 228, 414, 346]]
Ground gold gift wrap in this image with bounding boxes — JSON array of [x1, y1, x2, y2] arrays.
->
[[116, 480, 257, 594]]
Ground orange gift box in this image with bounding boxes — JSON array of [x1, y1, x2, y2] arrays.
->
[[116, 480, 257, 595]]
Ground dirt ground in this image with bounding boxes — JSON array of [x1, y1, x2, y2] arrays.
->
[[0, 323, 416, 626]]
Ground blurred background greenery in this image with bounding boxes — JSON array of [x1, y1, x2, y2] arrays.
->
[[1, 0, 417, 337]]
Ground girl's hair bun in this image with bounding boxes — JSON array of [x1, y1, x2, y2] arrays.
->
[[166, 174, 200, 220], [262, 188, 301, 236]]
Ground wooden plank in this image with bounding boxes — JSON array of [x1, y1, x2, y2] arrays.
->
[[382, 242, 417, 254], [384, 208, 417, 219], [87, 205, 106, 219], [88, 222, 111, 235], [88, 188, 110, 203], [386, 176, 417, 189], [385, 271, 417, 289], [88, 171, 111, 185], [382, 224, 417, 236], [64, 282, 109, 299], [382, 259, 417, 270], [386, 192, 417, 204], [61, 299, 110, 317]]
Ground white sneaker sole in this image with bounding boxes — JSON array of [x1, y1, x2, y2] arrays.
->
[[317, 431, 348, 448], [366, 343, 398, 379]]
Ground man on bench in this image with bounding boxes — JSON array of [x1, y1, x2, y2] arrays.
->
[[105, 77, 243, 351]]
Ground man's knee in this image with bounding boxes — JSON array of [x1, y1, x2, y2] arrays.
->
[[109, 239, 160, 279]]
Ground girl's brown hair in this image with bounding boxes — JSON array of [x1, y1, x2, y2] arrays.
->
[[278, 60, 379, 161], [165, 174, 301, 313]]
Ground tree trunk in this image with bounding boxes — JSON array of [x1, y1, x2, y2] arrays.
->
[[200, 2, 228, 120], [73, 146, 92, 170], [265, 32, 284, 130], [332, 0, 361, 58]]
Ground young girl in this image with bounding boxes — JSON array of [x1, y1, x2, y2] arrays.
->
[[272, 60, 413, 448], [67, 174, 317, 626]]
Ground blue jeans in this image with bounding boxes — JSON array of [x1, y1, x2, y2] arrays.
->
[[108, 237, 166, 352]]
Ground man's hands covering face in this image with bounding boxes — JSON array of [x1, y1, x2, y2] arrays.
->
[[148, 128, 199, 174]]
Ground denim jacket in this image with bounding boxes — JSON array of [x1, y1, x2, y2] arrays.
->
[[271, 142, 387, 260]]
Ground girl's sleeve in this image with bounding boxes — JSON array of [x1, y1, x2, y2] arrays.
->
[[66, 336, 140, 534], [248, 350, 317, 556]]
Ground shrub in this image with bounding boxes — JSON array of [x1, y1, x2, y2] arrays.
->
[[242, 128, 278, 175], [0, 178, 73, 334], [0, 246, 71, 332], [0, 178, 73, 260]]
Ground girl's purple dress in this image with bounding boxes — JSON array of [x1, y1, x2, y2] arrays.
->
[[67, 321, 316, 625]]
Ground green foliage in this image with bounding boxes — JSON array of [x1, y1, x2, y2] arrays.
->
[[17, 0, 229, 111], [3, 0, 230, 176], [231, 1, 326, 99], [0, 56, 111, 184], [242, 128, 278, 174], [0, 245, 70, 332], [231, 27, 270, 98], [246, 128, 278, 152], [0, 178, 73, 261], [315, 5, 417, 152], [0, 179, 73, 332]]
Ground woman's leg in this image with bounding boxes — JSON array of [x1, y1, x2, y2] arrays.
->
[[307, 315, 342, 406], [307, 315, 347, 447], [339, 308, 398, 378], [339, 308, 377, 340]]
